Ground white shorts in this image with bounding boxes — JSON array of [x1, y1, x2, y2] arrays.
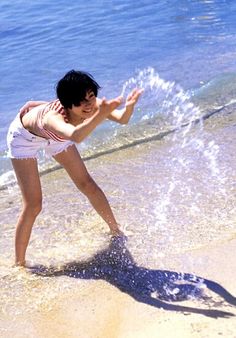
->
[[7, 114, 74, 159]]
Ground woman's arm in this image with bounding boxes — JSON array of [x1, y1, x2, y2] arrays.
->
[[43, 96, 123, 143], [108, 88, 143, 124]]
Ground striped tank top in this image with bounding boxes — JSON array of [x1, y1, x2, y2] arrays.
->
[[37, 100, 69, 142]]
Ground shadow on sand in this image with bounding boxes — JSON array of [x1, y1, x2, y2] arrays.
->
[[29, 236, 236, 318]]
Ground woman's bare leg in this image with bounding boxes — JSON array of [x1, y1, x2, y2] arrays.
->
[[53, 145, 122, 235], [11, 158, 42, 266]]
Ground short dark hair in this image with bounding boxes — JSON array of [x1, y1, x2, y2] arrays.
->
[[56, 70, 101, 109]]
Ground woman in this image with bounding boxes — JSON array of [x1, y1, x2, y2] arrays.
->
[[7, 70, 143, 266]]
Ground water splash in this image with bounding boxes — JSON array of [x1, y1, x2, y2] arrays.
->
[[120, 67, 232, 259], [121, 67, 201, 127]]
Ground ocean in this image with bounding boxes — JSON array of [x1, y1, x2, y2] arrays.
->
[[1, 0, 236, 180], [0, 0, 236, 335]]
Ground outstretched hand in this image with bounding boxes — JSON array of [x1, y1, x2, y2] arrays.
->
[[125, 88, 144, 110], [99, 95, 123, 116]]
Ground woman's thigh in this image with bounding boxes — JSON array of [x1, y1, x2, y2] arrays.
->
[[11, 158, 42, 206], [53, 145, 92, 187]]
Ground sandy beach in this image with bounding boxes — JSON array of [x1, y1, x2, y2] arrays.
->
[[37, 238, 236, 338], [1, 237, 235, 338], [1, 107, 236, 338]]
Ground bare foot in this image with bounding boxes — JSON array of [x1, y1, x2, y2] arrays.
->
[[13, 260, 26, 268], [110, 229, 128, 242]]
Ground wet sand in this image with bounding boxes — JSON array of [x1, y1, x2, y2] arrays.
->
[[1, 108, 236, 338], [37, 239, 236, 338], [1, 238, 235, 338]]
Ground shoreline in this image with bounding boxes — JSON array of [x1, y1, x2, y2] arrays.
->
[[0, 101, 233, 192], [1, 105, 235, 337]]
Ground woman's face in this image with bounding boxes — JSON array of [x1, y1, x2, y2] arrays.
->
[[71, 90, 97, 119]]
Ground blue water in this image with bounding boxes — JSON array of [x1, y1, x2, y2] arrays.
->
[[1, 0, 236, 174]]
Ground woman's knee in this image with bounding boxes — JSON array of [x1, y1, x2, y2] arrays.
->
[[77, 175, 98, 195], [23, 199, 42, 217]]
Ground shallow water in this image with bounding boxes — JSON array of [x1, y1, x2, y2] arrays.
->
[[0, 103, 235, 326]]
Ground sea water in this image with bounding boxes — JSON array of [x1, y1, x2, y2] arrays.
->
[[1, 0, 236, 175]]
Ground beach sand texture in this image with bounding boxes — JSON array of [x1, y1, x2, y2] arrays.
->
[[0, 105, 235, 338]]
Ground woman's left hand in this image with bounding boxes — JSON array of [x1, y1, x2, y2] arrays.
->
[[125, 88, 144, 109]]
